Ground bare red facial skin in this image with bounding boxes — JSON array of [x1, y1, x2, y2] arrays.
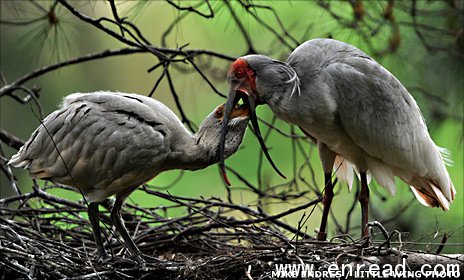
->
[[219, 58, 286, 186], [228, 58, 256, 94]]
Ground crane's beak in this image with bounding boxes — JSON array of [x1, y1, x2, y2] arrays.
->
[[219, 86, 286, 186]]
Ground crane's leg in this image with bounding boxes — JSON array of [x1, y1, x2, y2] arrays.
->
[[318, 172, 334, 241], [110, 195, 142, 257], [359, 172, 370, 238], [317, 142, 336, 241], [88, 202, 107, 260]]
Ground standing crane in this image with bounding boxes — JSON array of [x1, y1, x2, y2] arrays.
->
[[219, 38, 455, 240], [9, 91, 250, 260]]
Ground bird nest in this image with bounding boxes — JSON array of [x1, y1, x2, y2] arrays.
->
[[1, 184, 462, 279]]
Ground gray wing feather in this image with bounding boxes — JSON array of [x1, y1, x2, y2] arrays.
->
[[288, 39, 433, 176], [324, 55, 429, 175], [9, 92, 172, 200], [286, 39, 453, 206]]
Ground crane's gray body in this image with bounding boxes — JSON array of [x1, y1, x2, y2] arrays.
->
[[243, 39, 455, 210], [9, 92, 248, 202]]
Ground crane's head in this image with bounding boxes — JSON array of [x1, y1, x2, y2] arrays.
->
[[197, 103, 249, 171], [219, 55, 290, 185]]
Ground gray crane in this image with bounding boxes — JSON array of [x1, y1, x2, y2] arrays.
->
[[9, 91, 250, 260], [219, 38, 455, 240]]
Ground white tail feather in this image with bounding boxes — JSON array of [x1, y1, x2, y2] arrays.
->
[[366, 158, 396, 196], [332, 153, 454, 212], [8, 151, 30, 169], [431, 184, 451, 211], [332, 156, 372, 192], [333, 156, 354, 191]]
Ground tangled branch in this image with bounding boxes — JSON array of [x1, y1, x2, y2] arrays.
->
[[0, 1, 462, 277], [1, 186, 462, 279]]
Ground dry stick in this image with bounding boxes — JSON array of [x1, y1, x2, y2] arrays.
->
[[161, 9, 189, 47], [33, 187, 85, 210], [187, 58, 227, 98], [166, 0, 214, 18], [225, 166, 305, 200], [2, 197, 461, 278], [164, 68, 197, 132], [60, 0, 227, 72], [435, 233, 448, 255], [238, 1, 298, 50], [57, 0, 139, 48], [161, 1, 210, 47], [167, 192, 293, 247], [409, 0, 463, 59], [0, 146, 22, 199], [0, 48, 145, 97], [11, 85, 45, 119], [146, 171, 185, 191], [148, 64, 168, 97], [96, 16, 165, 60], [224, 0, 256, 54], [108, 0, 124, 36], [294, 137, 319, 194], [144, 187, 318, 239], [58, 0, 234, 65], [0, 191, 37, 206], [408, 86, 449, 106]]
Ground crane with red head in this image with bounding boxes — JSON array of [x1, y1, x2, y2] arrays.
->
[[219, 38, 455, 240], [219, 58, 287, 185]]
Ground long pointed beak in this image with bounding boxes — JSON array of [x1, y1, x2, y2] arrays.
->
[[247, 97, 286, 180], [219, 89, 286, 186], [219, 90, 236, 186]]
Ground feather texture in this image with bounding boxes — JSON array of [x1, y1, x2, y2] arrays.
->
[[245, 38, 455, 210], [9, 92, 250, 202]]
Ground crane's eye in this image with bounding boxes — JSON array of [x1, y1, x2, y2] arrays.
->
[[215, 108, 223, 118], [235, 69, 245, 78]]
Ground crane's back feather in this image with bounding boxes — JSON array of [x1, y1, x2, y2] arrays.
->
[[8, 92, 174, 202], [284, 39, 455, 210]]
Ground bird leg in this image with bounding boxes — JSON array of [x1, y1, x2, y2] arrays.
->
[[317, 172, 334, 241], [88, 202, 108, 261], [359, 172, 370, 238], [316, 142, 336, 241], [110, 196, 142, 258]]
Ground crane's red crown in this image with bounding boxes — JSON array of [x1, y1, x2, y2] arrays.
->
[[229, 58, 256, 92]]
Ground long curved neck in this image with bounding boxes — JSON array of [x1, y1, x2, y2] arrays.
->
[[164, 131, 218, 171], [262, 82, 301, 125]]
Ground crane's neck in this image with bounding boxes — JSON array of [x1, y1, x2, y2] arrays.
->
[[258, 62, 333, 126], [261, 83, 303, 125], [164, 133, 217, 171], [245, 61, 302, 125]]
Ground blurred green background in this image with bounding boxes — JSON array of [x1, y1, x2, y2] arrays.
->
[[1, 1, 462, 253]]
